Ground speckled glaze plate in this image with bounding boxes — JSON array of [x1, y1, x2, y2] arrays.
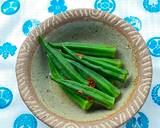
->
[[16, 9, 152, 128]]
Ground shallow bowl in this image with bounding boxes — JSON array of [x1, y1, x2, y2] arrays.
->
[[16, 9, 152, 128]]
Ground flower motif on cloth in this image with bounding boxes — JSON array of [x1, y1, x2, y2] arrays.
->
[[22, 19, 40, 36], [126, 112, 149, 128], [14, 114, 37, 128], [94, 0, 116, 13], [0, 87, 13, 109], [147, 37, 160, 57], [124, 16, 142, 32], [48, 0, 67, 15], [152, 84, 160, 105], [143, 0, 160, 12], [1, 0, 20, 15], [0, 42, 17, 59]]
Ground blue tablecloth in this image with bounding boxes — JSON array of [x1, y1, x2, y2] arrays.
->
[[0, 0, 160, 127]]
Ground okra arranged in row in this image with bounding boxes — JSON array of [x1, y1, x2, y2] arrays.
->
[[63, 46, 128, 82], [67, 59, 120, 98], [38, 36, 129, 110]]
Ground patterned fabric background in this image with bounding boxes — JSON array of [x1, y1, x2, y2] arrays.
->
[[0, 0, 160, 128]]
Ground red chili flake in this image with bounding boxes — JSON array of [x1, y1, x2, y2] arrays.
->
[[87, 78, 96, 88], [87, 78, 93, 83], [77, 90, 84, 95], [75, 53, 84, 59], [90, 83, 96, 88], [87, 96, 93, 102]]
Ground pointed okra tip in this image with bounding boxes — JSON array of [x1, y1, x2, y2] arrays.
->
[[82, 101, 93, 111], [37, 35, 45, 44]]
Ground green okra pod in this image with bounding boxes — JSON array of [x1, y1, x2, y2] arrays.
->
[[68, 59, 120, 98], [63, 52, 127, 75], [53, 79, 115, 109], [86, 56, 123, 68], [49, 42, 116, 58], [61, 52, 122, 68], [62, 88, 93, 110], [83, 57, 128, 75], [63, 46, 128, 82]]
